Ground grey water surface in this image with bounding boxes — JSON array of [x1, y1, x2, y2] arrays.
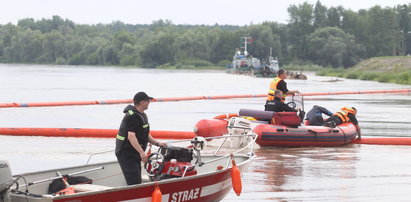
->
[[1, 64, 411, 201]]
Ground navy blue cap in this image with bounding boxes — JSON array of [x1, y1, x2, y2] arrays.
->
[[133, 92, 153, 104]]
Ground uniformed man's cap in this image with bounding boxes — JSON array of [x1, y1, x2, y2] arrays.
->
[[133, 92, 153, 104]]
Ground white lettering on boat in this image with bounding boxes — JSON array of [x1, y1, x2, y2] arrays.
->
[[170, 187, 200, 202]]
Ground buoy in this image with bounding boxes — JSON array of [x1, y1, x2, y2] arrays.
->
[[230, 154, 242, 196], [152, 182, 162, 202], [194, 119, 228, 137]]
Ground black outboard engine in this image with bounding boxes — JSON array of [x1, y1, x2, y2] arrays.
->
[[160, 146, 193, 163]]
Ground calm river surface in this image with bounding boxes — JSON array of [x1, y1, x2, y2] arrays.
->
[[1, 64, 411, 201]]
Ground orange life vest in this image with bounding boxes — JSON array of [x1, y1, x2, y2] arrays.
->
[[267, 77, 286, 101], [333, 107, 356, 123]]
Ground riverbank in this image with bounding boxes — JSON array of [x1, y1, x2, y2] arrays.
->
[[316, 57, 411, 85], [0, 62, 226, 70]]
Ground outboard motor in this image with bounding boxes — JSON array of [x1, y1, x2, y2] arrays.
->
[[227, 117, 253, 147], [0, 157, 13, 202]]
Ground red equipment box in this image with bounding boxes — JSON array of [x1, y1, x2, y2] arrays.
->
[[272, 112, 301, 126]]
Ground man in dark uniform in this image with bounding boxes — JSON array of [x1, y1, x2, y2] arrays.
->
[[305, 105, 333, 126], [265, 90, 298, 112], [115, 92, 166, 185]]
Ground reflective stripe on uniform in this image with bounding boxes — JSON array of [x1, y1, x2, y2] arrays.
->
[[116, 134, 125, 141], [143, 124, 149, 128], [128, 110, 134, 115]]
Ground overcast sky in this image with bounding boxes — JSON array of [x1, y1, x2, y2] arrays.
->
[[0, 0, 408, 26]]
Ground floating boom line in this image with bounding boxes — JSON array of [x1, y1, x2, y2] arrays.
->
[[0, 89, 409, 108]]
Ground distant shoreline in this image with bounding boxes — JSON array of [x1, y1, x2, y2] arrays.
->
[[0, 63, 226, 70], [316, 57, 411, 86]]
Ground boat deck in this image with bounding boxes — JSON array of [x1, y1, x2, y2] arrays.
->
[[10, 154, 252, 202]]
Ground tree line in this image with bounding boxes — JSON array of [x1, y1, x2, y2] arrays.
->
[[0, 1, 410, 68]]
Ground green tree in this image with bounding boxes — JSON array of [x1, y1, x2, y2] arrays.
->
[[398, 4, 411, 55], [207, 28, 237, 64], [118, 43, 137, 66], [139, 31, 177, 68], [113, 31, 135, 51], [307, 26, 361, 67], [64, 36, 83, 63], [313, 1, 327, 29], [18, 29, 43, 62], [246, 25, 281, 61], [39, 30, 65, 63], [174, 28, 210, 63], [17, 18, 38, 30], [326, 7, 344, 28], [287, 2, 314, 60], [97, 45, 118, 65]]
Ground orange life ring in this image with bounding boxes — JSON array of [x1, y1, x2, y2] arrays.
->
[[213, 113, 238, 120]]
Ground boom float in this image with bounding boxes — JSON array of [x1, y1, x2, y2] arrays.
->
[[0, 89, 409, 108], [0, 127, 196, 139]]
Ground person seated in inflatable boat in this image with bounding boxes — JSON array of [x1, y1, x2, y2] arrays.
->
[[265, 90, 299, 112], [305, 105, 333, 126], [324, 107, 361, 139]]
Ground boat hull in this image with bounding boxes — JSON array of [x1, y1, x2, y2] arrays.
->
[[10, 155, 253, 202], [254, 122, 358, 147], [52, 171, 233, 202]]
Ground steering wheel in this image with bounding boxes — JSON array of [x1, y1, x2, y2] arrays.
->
[[144, 153, 165, 177], [286, 101, 296, 109]]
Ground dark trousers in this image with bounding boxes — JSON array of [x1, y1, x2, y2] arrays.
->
[[328, 116, 343, 125], [116, 153, 142, 185], [324, 116, 343, 128], [308, 116, 325, 126]]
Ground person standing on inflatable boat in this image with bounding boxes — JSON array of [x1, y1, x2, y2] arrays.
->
[[115, 92, 167, 185], [324, 107, 361, 139], [266, 69, 299, 103]]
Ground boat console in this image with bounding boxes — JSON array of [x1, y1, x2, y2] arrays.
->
[[145, 146, 197, 181]]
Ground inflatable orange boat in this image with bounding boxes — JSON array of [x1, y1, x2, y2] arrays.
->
[[194, 109, 359, 147]]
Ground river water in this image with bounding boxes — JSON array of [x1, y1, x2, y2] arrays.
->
[[1, 64, 411, 201]]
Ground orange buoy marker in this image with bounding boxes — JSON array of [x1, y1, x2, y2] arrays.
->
[[230, 154, 242, 196], [152, 182, 162, 202]]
